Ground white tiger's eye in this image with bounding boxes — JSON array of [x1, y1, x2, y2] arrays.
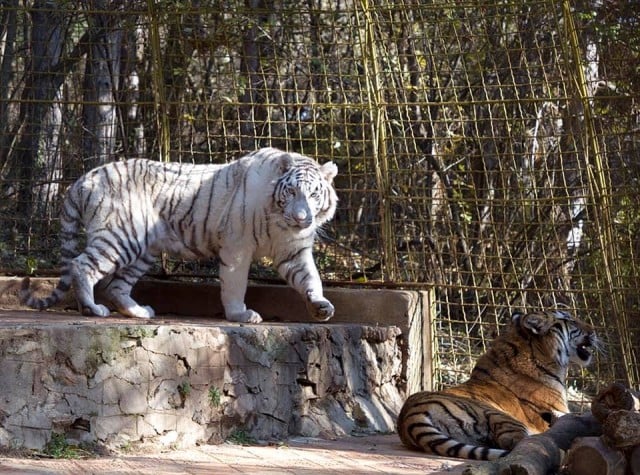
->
[[310, 187, 322, 199], [281, 188, 293, 201]]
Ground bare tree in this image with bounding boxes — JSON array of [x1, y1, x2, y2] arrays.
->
[[0, 0, 19, 168], [238, 0, 271, 151], [81, 0, 124, 169], [13, 0, 68, 224]]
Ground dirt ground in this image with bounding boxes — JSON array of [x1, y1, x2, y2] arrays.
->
[[0, 434, 477, 475]]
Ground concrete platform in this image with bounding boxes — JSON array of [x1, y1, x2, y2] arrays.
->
[[0, 309, 405, 451], [0, 278, 454, 473], [0, 433, 477, 474], [3, 278, 435, 393]]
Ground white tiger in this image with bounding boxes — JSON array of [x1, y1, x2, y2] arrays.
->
[[20, 147, 338, 323]]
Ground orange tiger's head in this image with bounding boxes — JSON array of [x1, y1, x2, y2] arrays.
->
[[511, 309, 598, 369]]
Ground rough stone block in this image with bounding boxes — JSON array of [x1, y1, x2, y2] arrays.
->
[[0, 317, 408, 450], [93, 415, 139, 443], [0, 279, 433, 450], [142, 412, 177, 433]]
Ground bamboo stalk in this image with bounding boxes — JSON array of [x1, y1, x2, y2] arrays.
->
[[562, 0, 638, 386], [358, 0, 397, 281], [146, 0, 170, 164]]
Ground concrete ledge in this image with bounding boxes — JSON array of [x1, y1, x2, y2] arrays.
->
[[132, 280, 435, 394], [1, 278, 434, 393], [0, 278, 434, 450], [0, 314, 403, 450]]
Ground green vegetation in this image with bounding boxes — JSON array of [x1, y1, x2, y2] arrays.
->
[[178, 381, 191, 399], [25, 256, 37, 275], [208, 386, 221, 407], [225, 430, 256, 446], [122, 326, 155, 340], [118, 441, 133, 453], [42, 433, 86, 459]]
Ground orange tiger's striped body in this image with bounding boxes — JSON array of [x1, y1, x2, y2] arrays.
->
[[397, 310, 597, 460]]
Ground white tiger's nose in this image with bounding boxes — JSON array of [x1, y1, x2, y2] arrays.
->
[[293, 208, 312, 228]]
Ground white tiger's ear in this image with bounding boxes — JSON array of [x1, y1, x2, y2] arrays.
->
[[518, 312, 554, 335], [321, 161, 338, 183], [278, 153, 295, 173]]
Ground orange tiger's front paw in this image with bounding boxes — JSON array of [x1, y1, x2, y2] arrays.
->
[[496, 433, 526, 451]]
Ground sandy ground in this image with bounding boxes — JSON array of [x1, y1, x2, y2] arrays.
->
[[0, 434, 478, 475]]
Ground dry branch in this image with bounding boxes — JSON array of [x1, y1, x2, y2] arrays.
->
[[563, 383, 640, 475], [461, 384, 640, 475], [591, 382, 640, 421], [563, 436, 627, 475], [461, 413, 602, 475]]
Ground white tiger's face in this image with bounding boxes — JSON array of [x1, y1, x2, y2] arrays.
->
[[275, 160, 338, 229]]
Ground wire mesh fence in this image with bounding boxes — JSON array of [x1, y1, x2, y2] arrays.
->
[[0, 0, 638, 394]]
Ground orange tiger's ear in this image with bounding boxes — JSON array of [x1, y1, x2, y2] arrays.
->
[[513, 311, 554, 335]]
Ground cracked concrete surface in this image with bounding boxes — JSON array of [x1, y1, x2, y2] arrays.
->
[[0, 433, 476, 474], [0, 278, 433, 460], [0, 311, 405, 451]]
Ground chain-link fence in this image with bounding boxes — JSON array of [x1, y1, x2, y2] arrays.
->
[[0, 0, 638, 394]]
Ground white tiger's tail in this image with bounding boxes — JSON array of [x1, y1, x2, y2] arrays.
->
[[20, 197, 81, 311]]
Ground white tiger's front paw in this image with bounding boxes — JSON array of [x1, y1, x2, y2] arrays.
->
[[226, 309, 263, 324], [81, 303, 111, 317], [307, 297, 334, 321], [120, 305, 156, 319]]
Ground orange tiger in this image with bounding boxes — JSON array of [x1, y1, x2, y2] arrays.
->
[[397, 309, 597, 460]]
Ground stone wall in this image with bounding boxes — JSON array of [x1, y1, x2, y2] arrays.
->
[[0, 278, 433, 450], [0, 317, 404, 450]]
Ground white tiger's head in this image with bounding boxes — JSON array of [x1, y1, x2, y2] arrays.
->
[[273, 155, 338, 229]]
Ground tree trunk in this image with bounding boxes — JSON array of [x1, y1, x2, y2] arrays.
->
[[0, 0, 18, 168], [238, 0, 270, 151], [461, 413, 602, 475], [563, 436, 627, 475], [82, 0, 123, 170], [630, 446, 640, 475], [14, 0, 67, 225], [120, 24, 146, 157]]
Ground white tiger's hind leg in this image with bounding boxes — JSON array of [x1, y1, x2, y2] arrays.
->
[[70, 242, 154, 318], [69, 256, 112, 317], [98, 254, 156, 319]]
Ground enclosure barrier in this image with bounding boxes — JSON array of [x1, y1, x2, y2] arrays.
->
[[0, 0, 638, 392]]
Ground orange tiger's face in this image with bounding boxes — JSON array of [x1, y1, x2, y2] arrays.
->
[[513, 310, 598, 368]]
